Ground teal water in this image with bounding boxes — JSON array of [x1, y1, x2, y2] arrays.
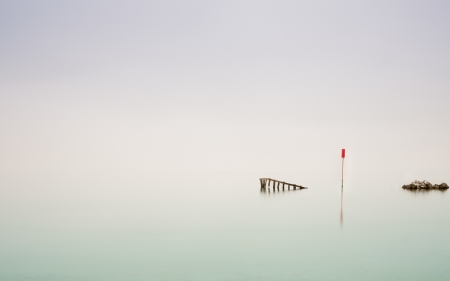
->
[[1, 172, 450, 280]]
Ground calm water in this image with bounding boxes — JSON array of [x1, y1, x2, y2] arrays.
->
[[1, 172, 450, 280]]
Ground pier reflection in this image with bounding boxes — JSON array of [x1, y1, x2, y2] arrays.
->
[[260, 186, 304, 195]]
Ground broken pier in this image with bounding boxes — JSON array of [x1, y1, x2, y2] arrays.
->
[[259, 178, 307, 192]]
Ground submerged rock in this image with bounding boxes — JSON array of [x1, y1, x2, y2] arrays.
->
[[402, 180, 449, 190]]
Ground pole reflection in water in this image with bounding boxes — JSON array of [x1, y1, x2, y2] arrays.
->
[[340, 185, 344, 226]]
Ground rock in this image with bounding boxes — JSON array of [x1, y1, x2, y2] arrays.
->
[[403, 180, 449, 190]]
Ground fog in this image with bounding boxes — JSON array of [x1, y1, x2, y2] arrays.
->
[[1, 0, 450, 180]]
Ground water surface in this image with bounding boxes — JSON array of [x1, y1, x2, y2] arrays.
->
[[1, 172, 449, 280]]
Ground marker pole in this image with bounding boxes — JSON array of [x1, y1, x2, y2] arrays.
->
[[341, 149, 345, 189]]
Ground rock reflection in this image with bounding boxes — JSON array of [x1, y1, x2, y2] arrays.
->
[[403, 188, 447, 194]]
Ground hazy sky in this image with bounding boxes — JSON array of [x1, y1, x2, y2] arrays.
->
[[1, 0, 450, 175]]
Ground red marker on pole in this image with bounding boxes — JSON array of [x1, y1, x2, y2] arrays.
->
[[341, 149, 345, 189]]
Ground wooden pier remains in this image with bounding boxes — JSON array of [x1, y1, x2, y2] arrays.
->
[[259, 178, 307, 192]]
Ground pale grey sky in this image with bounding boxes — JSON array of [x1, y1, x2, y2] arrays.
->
[[1, 0, 450, 175]]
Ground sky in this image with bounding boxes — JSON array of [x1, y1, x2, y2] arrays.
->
[[1, 0, 450, 176]]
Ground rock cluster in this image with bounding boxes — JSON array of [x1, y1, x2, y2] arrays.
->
[[402, 180, 449, 190]]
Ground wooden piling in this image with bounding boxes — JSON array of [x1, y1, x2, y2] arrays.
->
[[259, 178, 307, 192]]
